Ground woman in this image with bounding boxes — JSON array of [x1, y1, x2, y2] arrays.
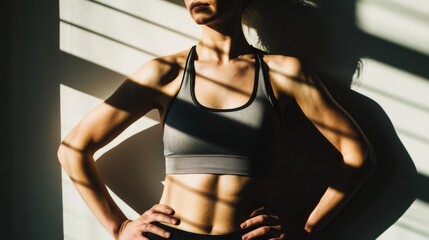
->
[[57, 0, 376, 239]]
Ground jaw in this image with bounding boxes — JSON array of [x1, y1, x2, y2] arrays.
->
[[187, 0, 245, 29]]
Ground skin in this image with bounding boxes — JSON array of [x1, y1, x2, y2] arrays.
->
[[57, 0, 377, 239]]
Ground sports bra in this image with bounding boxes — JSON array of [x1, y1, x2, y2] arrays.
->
[[162, 46, 282, 176]]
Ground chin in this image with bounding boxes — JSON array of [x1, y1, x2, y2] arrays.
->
[[192, 15, 215, 25], [190, 5, 218, 24]]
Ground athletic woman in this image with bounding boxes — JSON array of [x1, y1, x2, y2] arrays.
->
[[57, 0, 376, 239]]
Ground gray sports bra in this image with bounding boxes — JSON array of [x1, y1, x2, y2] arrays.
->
[[163, 46, 282, 176]]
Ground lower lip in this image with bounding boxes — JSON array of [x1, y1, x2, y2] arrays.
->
[[192, 4, 209, 11]]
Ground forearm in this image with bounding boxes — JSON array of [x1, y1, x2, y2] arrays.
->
[[304, 185, 346, 235], [58, 143, 127, 238], [304, 153, 376, 235]]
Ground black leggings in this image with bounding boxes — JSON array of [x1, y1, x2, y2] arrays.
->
[[145, 223, 263, 240]]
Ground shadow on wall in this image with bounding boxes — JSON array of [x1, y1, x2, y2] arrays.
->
[[246, 0, 418, 239], [96, 124, 165, 214], [93, 1, 420, 239]]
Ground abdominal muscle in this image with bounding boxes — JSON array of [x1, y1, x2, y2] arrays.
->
[[158, 174, 273, 235]]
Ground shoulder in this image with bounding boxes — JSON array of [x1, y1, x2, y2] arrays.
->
[[262, 53, 303, 78], [259, 52, 306, 97], [127, 48, 190, 89]]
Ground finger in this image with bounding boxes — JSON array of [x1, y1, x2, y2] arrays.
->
[[241, 225, 282, 240], [146, 204, 175, 215], [268, 233, 287, 240], [118, 223, 149, 240], [138, 223, 172, 239], [276, 233, 287, 240], [240, 214, 279, 229], [249, 206, 269, 217], [143, 212, 179, 225]]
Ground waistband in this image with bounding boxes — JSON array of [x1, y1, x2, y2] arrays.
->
[[145, 222, 248, 240]]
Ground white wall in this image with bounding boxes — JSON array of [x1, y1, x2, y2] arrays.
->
[[59, 0, 199, 238], [57, 0, 429, 239], [355, 0, 429, 238]]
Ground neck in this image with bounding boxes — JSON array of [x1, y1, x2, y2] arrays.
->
[[197, 20, 252, 63]]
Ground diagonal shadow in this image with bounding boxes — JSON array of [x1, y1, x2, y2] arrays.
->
[[163, 0, 186, 8], [64, 1, 423, 239], [87, 0, 198, 41], [314, 78, 418, 240], [362, 33, 429, 81], [96, 124, 165, 214], [90, 70, 418, 240], [245, 1, 419, 239], [60, 19, 159, 58]]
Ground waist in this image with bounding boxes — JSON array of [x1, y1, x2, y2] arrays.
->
[[165, 155, 276, 176], [159, 174, 273, 235]]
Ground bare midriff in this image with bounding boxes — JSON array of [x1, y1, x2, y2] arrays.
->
[[159, 174, 273, 235]]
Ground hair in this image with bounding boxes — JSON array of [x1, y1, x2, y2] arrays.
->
[[241, 0, 259, 27], [241, 0, 317, 49], [242, 0, 316, 25], [241, 0, 363, 86]]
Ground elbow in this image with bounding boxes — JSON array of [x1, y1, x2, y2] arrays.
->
[[355, 145, 377, 180], [57, 143, 67, 166], [343, 144, 377, 181], [57, 141, 94, 170], [364, 146, 377, 177], [57, 143, 75, 176], [57, 143, 76, 171]]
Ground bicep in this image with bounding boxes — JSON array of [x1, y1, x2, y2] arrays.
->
[[293, 74, 370, 165], [63, 79, 164, 153], [62, 57, 178, 153]]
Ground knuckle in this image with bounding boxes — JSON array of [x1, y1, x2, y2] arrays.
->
[[150, 205, 158, 211], [245, 219, 253, 225], [134, 217, 145, 224], [143, 209, 153, 216], [147, 213, 158, 222], [141, 214, 149, 221], [261, 226, 271, 234], [146, 224, 152, 231], [272, 225, 280, 232], [154, 213, 164, 221]]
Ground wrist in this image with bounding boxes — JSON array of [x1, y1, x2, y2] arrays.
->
[[114, 219, 132, 239], [304, 222, 313, 234]]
